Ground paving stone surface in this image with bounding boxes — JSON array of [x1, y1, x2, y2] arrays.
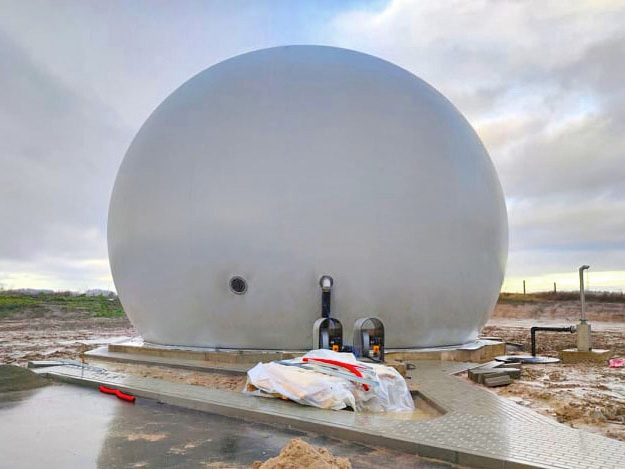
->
[[41, 361, 625, 469]]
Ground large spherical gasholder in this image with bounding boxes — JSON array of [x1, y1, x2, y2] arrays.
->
[[108, 45, 508, 349]]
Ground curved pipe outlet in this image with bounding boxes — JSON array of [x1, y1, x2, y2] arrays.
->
[[530, 326, 575, 356]]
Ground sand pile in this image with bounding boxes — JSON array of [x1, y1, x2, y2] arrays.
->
[[251, 439, 351, 469]]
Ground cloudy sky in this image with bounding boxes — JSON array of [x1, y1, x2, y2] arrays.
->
[[0, 0, 623, 293]]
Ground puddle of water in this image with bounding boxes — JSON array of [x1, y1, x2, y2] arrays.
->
[[379, 394, 444, 421], [0, 384, 118, 468]]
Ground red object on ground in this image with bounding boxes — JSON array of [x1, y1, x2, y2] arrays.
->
[[302, 357, 370, 391], [609, 358, 625, 368], [99, 385, 117, 395], [115, 389, 136, 403], [99, 384, 136, 403]]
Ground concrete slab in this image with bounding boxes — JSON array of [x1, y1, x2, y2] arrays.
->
[[85, 346, 250, 375], [107, 339, 304, 364], [483, 375, 511, 387], [386, 340, 506, 363], [469, 369, 520, 384], [469, 368, 521, 381], [39, 360, 625, 469], [102, 338, 505, 366], [560, 348, 611, 363]]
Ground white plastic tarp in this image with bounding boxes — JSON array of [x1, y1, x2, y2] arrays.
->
[[244, 349, 415, 412]]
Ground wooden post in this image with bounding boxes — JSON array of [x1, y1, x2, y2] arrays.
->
[[523, 280, 526, 295], [553, 282, 557, 293]]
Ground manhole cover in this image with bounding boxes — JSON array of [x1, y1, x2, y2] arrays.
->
[[495, 355, 560, 364]]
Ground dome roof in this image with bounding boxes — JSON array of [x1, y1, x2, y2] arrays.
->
[[108, 45, 508, 349]]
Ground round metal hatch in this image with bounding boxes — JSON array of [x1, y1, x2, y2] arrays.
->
[[229, 276, 247, 295]]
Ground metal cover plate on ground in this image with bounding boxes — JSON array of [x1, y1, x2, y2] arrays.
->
[[495, 355, 561, 364]]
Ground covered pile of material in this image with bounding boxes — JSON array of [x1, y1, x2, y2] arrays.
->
[[251, 438, 351, 469], [0, 365, 49, 393], [245, 349, 414, 412]]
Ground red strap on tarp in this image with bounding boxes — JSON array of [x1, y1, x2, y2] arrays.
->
[[302, 357, 370, 391]]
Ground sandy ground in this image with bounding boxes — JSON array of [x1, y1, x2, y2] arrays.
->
[[493, 299, 625, 324], [102, 362, 248, 391], [481, 300, 625, 442], [0, 310, 136, 365]]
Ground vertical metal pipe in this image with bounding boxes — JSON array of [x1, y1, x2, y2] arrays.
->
[[319, 275, 334, 319], [579, 265, 590, 320], [321, 291, 331, 318]]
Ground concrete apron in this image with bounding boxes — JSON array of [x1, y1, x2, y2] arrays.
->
[[38, 365, 451, 462], [86, 339, 506, 374], [37, 361, 625, 469]]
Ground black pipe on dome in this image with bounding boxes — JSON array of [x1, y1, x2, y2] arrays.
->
[[319, 275, 333, 319]]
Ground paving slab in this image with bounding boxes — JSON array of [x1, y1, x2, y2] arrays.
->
[[106, 339, 304, 364], [39, 360, 625, 469]]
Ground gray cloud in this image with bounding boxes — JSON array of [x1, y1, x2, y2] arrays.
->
[[0, 31, 131, 263], [330, 1, 625, 285], [0, 0, 356, 289], [0, 0, 623, 289], [502, 112, 625, 199]]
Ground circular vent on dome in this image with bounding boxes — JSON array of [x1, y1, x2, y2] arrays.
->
[[229, 276, 247, 295]]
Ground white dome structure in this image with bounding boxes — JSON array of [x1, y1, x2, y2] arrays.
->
[[108, 45, 508, 349]]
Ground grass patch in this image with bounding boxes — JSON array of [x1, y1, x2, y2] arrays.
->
[[0, 291, 125, 318], [0, 295, 45, 315]]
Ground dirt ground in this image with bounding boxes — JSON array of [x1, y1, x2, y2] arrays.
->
[[481, 300, 625, 442], [0, 309, 136, 365]]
